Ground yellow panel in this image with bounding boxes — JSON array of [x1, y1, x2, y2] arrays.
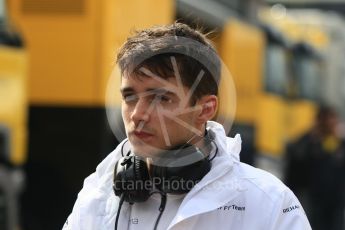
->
[[97, 0, 175, 105], [220, 20, 265, 124], [259, 7, 329, 49], [11, 125, 27, 164], [0, 46, 28, 165], [286, 100, 317, 141], [9, 0, 174, 106], [256, 93, 286, 156], [9, 0, 99, 105], [216, 65, 236, 126]]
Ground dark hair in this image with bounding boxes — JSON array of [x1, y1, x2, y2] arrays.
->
[[317, 106, 336, 119], [116, 22, 221, 103]]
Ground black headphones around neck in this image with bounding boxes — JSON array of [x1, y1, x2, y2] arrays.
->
[[113, 131, 216, 204]]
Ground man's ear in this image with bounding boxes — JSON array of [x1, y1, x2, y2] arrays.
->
[[195, 95, 218, 124]]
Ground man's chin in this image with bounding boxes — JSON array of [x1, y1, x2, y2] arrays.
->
[[130, 142, 161, 158]]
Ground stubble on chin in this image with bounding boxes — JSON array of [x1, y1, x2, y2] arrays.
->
[[130, 140, 161, 158]]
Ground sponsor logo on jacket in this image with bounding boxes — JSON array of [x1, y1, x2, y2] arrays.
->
[[283, 205, 300, 213], [218, 204, 245, 211]]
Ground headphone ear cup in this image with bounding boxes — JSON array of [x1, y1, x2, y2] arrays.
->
[[113, 157, 128, 197], [113, 156, 151, 203]]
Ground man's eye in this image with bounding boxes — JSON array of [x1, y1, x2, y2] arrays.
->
[[156, 94, 172, 103], [123, 94, 137, 102]]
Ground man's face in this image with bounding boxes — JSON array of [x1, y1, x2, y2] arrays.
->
[[121, 73, 202, 157]]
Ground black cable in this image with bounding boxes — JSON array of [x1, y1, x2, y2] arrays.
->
[[153, 193, 167, 230], [121, 139, 129, 157], [208, 140, 218, 162], [114, 194, 125, 230]]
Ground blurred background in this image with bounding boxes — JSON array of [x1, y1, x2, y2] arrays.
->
[[0, 0, 345, 229]]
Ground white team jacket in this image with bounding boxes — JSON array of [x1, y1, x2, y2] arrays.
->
[[63, 121, 311, 230]]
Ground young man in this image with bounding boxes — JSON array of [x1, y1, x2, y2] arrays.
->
[[63, 23, 311, 230]]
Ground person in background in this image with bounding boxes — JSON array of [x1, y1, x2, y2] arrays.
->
[[285, 106, 345, 230]]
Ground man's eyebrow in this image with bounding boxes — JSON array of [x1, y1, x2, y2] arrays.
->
[[144, 88, 177, 96], [147, 88, 177, 96], [120, 87, 134, 94], [120, 87, 176, 96]]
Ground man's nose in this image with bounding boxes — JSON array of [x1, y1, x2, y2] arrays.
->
[[131, 98, 150, 125]]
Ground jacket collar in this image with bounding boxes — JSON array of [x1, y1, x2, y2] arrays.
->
[[93, 121, 242, 229], [168, 121, 243, 229]]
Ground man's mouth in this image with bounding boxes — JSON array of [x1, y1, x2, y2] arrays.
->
[[133, 130, 154, 140]]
